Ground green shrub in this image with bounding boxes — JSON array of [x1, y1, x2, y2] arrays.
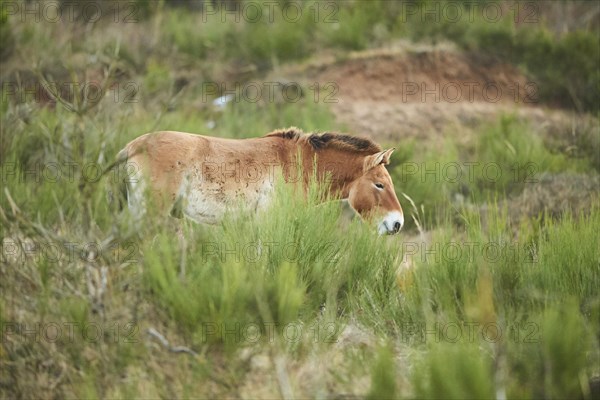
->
[[0, 0, 14, 58], [473, 115, 578, 196], [525, 205, 600, 304], [229, 3, 316, 67], [413, 342, 495, 399], [366, 344, 398, 400], [163, 9, 233, 60], [143, 60, 172, 95], [541, 303, 594, 399]]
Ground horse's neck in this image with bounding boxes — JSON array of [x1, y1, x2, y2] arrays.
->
[[294, 144, 362, 200]]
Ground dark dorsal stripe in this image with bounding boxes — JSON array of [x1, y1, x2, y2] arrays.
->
[[266, 127, 381, 154], [267, 128, 302, 140]]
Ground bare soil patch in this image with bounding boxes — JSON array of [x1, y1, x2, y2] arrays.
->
[[286, 48, 597, 150]]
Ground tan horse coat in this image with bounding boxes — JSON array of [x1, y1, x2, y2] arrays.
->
[[117, 128, 404, 234]]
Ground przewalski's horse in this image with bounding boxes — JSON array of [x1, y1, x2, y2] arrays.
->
[[117, 127, 404, 235]]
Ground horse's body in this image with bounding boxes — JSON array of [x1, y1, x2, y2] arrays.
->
[[117, 127, 404, 234]]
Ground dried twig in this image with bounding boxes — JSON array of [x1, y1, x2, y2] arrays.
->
[[274, 355, 294, 400], [85, 259, 107, 316], [4, 187, 20, 216], [402, 192, 425, 240], [146, 327, 198, 356]]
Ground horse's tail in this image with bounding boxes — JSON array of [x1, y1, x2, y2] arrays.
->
[[103, 146, 130, 210], [116, 148, 130, 210]]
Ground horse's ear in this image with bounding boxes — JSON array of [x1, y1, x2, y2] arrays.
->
[[380, 148, 395, 165], [364, 148, 395, 171]]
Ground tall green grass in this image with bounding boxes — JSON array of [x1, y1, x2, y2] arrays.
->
[[362, 203, 599, 398], [3, 110, 599, 398], [140, 173, 400, 348]]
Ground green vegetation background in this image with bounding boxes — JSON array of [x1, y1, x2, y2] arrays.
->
[[1, 1, 598, 398]]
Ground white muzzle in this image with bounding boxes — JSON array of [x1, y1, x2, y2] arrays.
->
[[378, 211, 404, 235]]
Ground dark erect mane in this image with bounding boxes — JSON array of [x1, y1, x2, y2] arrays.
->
[[266, 127, 381, 154]]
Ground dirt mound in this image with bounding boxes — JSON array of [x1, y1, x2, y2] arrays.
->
[[314, 50, 532, 105], [296, 49, 555, 144]]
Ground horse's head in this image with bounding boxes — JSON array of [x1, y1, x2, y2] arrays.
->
[[347, 148, 404, 235]]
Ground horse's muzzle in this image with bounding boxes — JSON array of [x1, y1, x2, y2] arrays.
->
[[378, 211, 404, 235]]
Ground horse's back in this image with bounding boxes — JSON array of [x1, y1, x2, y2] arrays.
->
[[124, 131, 210, 162], [125, 131, 271, 162]]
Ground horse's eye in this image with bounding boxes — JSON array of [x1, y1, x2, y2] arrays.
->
[[375, 183, 384, 190]]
